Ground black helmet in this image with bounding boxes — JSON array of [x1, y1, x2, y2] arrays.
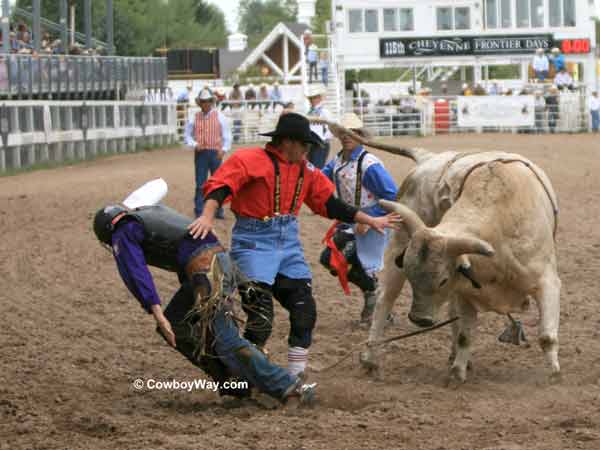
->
[[93, 205, 127, 245]]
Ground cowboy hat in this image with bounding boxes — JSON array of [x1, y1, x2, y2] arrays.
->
[[306, 84, 326, 98], [259, 113, 323, 147], [196, 89, 213, 102], [340, 113, 364, 130]]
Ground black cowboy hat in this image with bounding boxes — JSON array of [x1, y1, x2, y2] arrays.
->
[[260, 113, 323, 147]]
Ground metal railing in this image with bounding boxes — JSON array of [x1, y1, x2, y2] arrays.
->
[[0, 100, 177, 171], [175, 94, 595, 147], [0, 54, 167, 99]]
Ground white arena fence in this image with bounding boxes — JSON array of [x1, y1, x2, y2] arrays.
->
[[0, 101, 177, 172], [177, 93, 594, 145]]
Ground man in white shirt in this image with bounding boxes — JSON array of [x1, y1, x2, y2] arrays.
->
[[306, 84, 333, 169], [554, 68, 574, 91], [590, 91, 600, 132], [532, 48, 549, 81]]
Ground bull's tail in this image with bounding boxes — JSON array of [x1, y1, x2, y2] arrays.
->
[[308, 117, 432, 164]]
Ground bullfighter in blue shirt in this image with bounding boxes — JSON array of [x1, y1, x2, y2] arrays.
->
[[320, 113, 399, 325]]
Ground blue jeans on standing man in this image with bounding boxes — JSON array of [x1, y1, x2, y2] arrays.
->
[[591, 110, 600, 132], [308, 141, 330, 170], [194, 149, 224, 218]]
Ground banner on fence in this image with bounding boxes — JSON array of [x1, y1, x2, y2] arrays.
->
[[457, 96, 535, 128]]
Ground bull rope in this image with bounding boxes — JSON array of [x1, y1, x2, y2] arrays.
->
[[317, 316, 458, 373]]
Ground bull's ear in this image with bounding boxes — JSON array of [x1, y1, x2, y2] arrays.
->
[[446, 236, 495, 258]]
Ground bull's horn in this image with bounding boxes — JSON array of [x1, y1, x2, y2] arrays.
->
[[446, 236, 495, 258], [379, 200, 426, 237]]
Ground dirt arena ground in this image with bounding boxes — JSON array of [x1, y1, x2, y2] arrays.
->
[[1, 133, 600, 450]]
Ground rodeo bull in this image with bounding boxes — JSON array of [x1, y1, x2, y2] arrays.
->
[[310, 118, 560, 383]]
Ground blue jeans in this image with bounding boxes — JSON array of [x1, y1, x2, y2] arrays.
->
[[212, 308, 296, 399], [308, 141, 330, 170], [591, 110, 599, 131], [164, 285, 296, 400], [194, 149, 224, 218], [321, 67, 328, 86], [231, 215, 312, 285]]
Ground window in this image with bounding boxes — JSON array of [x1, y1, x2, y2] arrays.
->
[[548, 0, 576, 27], [455, 7, 470, 29], [365, 9, 379, 32], [437, 7, 453, 30], [549, 0, 561, 26], [563, 0, 576, 26], [501, 0, 512, 27], [399, 8, 414, 31], [349, 9, 363, 33], [383, 8, 397, 31], [531, 0, 544, 27], [486, 0, 498, 28], [516, 0, 529, 28]]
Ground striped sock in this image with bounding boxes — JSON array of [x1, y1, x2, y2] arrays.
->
[[288, 346, 309, 376]]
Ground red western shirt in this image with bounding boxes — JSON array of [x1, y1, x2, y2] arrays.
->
[[203, 144, 335, 219]]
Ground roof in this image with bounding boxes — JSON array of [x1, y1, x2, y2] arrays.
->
[[218, 48, 253, 78], [237, 22, 306, 73]]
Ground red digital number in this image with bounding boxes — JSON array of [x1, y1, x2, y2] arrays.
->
[[560, 39, 590, 54]]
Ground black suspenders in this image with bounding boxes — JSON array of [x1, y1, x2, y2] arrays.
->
[[264, 149, 305, 216]]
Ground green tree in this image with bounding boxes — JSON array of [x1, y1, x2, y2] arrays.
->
[[14, 0, 228, 55], [238, 0, 298, 47], [311, 0, 330, 34]]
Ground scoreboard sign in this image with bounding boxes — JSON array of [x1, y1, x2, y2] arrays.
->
[[555, 39, 591, 54], [380, 34, 559, 58]]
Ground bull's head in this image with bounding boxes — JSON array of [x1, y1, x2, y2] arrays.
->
[[380, 200, 494, 327]]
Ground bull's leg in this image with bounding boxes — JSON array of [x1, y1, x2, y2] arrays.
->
[[360, 245, 406, 373], [534, 266, 561, 378], [449, 299, 477, 383]]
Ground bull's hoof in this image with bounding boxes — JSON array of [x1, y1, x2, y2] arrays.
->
[[445, 365, 467, 388], [408, 312, 435, 328], [359, 351, 383, 380], [549, 371, 563, 385]]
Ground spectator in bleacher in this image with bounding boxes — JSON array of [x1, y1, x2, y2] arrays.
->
[[461, 83, 473, 96], [176, 83, 193, 104], [258, 83, 270, 110], [307, 44, 318, 84], [270, 82, 284, 108], [545, 86, 560, 133], [184, 89, 232, 218], [534, 90, 546, 133], [229, 83, 243, 109], [281, 101, 295, 116], [318, 52, 329, 86], [590, 91, 600, 133], [306, 84, 333, 169], [398, 91, 417, 135], [554, 68, 574, 91], [245, 84, 257, 109], [214, 88, 227, 107], [532, 48, 549, 81], [550, 48, 565, 73], [473, 84, 487, 96], [488, 82, 500, 95]]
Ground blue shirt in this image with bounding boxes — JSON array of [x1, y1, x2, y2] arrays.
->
[[111, 220, 218, 313], [322, 146, 398, 217], [551, 54, 565, 72]]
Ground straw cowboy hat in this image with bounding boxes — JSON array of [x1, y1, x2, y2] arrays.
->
[[306, 84, 326, 98], [195, 89, 213, 103], [340, 112, 364, 131]]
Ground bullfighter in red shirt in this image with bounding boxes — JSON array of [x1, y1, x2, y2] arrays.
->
[[188, 113, 400, 378]]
